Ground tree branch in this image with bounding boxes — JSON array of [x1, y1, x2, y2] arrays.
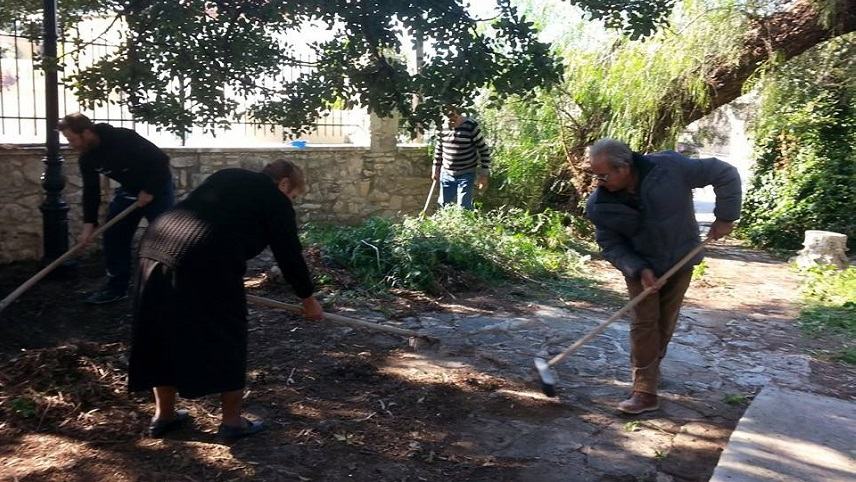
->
[[649, 0, 856, 147]]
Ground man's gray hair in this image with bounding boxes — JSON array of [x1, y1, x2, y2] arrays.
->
[[588, 139, 633, 168]]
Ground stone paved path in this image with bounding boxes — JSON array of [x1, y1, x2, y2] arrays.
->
[[363, 241, 856, 481]]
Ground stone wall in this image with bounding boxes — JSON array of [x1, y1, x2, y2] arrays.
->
[[0, 140, 431, 264]]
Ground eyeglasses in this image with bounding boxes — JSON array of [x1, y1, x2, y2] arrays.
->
[[590, 172, 610, 182]]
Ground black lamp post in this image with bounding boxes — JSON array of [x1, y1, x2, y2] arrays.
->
[[39, 0, 70, 262]]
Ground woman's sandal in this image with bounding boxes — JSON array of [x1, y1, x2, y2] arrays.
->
[[216, 417, 265, 440], [148, 409, 192, 437]]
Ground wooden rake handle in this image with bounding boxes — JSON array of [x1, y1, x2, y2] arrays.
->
[[546, 238, 712, 368], [246, 294, 439, 342], [419, 180, 438, 217], [0, 202, 141, 313]]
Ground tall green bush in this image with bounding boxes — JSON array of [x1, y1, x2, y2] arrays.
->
[[479, 98, 566, 211], [739, 35, 856, 251]]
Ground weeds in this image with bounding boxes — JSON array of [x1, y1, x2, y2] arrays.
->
[[797, 265, 856, 365], [303, 207, 598, 295], [623, 421, 641, 432], [834, 347, 856, 365], [798, 265, 856, 336], [692, 260, 709, 281], [799, 266, 856, 365], [808, 347, 856, 366], [10, 397, 37, 418], [722, 393, 749, 406]]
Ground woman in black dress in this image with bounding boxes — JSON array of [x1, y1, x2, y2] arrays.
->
[[129, 159, 323, 439]]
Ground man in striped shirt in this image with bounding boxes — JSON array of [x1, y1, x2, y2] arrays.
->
[[432, 106, 491, 209]]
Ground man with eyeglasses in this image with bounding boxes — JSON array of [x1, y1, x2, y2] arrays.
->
[[584, 138, 741, 414]]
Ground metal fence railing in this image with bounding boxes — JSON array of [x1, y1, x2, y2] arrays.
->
[[0, 18, 369, 146]]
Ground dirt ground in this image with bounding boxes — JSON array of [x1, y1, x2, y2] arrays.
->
[[1, 240, 853, 481]]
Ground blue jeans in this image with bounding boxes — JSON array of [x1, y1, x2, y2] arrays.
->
[[103, 182, 175, 292], [439, 170, 475, 210]]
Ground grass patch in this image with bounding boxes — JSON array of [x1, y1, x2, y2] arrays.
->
[[691, 259, 708, 281], [798, 265, 856, 336], [798, 265, 855, 364], [722, 393, 749, 406], [9, 397, 38, 418], [303, 207, 602, 296], [834, 347, 856, 365], [623, 421, 641, 432]]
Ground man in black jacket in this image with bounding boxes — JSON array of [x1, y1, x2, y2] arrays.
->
[[59, 113, 174, 304]]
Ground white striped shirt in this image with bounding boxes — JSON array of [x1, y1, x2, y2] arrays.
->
[[433, 118, 491, 175]]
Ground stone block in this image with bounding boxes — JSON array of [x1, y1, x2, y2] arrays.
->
[[792, 230, 849, 269], [169, 154, 198, 168], [367, 191, 391, 202], [358, 181, 371, 197], [191, 173, 211, 186], [22, 164, 45, 185], [66, 173, 83, 188], [369, 112, 399, 152], [0, 170, 26, 189]]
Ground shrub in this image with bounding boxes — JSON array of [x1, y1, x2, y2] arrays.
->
[[799, 265, 856, 337], [303, 207, 594, 294], [738, 35, 856, 251]]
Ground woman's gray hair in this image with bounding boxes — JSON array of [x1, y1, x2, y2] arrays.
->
[[588, 139, 632, 168]]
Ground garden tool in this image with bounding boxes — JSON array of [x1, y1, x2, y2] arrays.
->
[[246, 294, 440, 349], [419, 180, 438, 217], [0, 202, 141, 314], [534, 238, 712, 397]]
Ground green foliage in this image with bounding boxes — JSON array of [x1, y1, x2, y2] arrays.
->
[[722, 393, 749, 406], [0, 1, 568, 136], [559, 0, 751, 151], [9, 397, 37, 418], [0, 0, 692, 138], [303, 207, 593, 294], [738, 35, 856, 251], [479, 97, 569, 211], [798, 265, 856, 336], [691, 259, 708, 281], [623, 420, 642, 432], [564, 0, 675, 40], [480, 0, 754, 211], [834, 347, 856, 365], [799, 265, 855, 365]]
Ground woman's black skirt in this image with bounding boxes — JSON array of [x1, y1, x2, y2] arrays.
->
[[128, 257, 248, 398]]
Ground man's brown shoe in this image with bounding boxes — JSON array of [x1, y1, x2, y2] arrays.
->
[[617, 391, 659, 414]]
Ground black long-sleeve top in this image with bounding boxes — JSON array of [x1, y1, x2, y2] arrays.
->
[[139, 168, 315, 299], [79, 124, 172, 224]]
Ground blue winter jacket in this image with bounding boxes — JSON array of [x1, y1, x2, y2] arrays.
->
[[586, 151, 742, 278]]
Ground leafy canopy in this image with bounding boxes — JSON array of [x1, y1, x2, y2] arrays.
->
[[2, 0, 676, 136], [479, 0, 751, 211]]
